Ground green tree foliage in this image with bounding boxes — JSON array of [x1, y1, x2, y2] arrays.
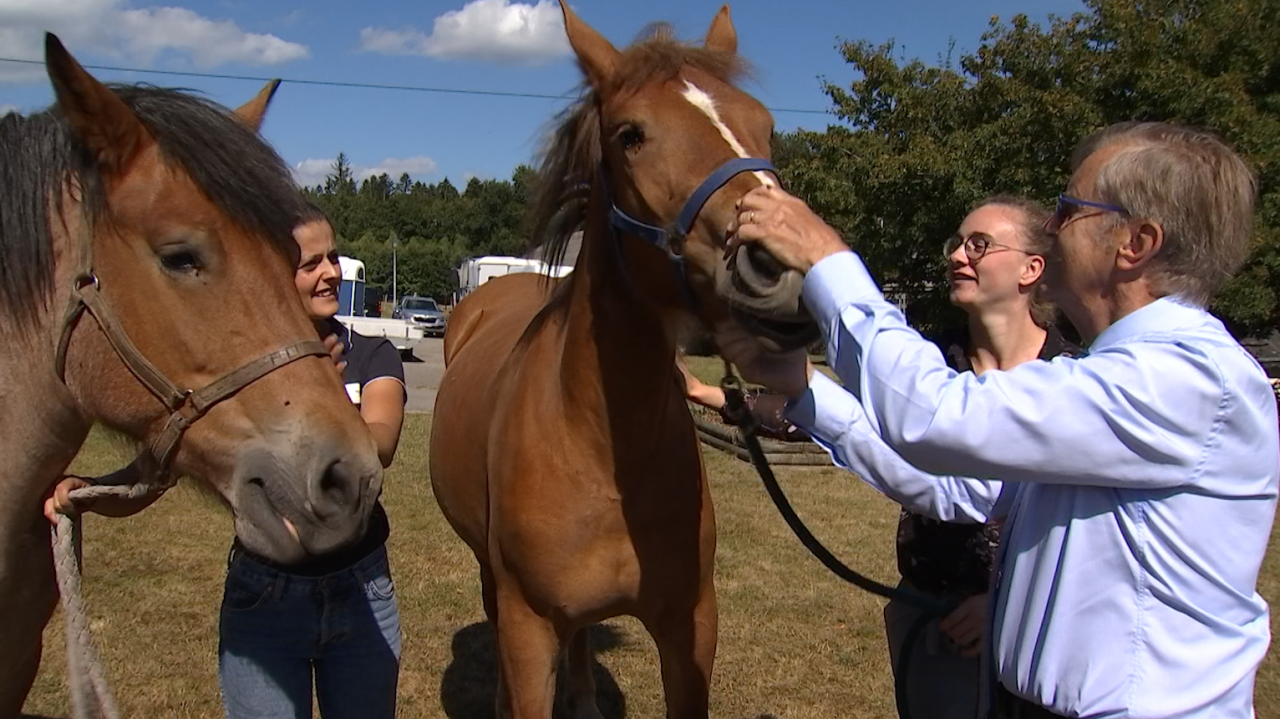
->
[[302, 164, 535, 304], [782, 0, 1280, 336]]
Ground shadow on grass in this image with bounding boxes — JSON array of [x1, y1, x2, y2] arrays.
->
[[440, 622, 627, 719]]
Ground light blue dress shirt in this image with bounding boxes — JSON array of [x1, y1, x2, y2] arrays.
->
[[785, 250, 1279, 718]]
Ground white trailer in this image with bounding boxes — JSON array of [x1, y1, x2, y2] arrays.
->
[[336, 256, 425, 355], [455, 256, 572, 302]]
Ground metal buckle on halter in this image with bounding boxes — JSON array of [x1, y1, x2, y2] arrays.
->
[[72, 272, 100, 294]]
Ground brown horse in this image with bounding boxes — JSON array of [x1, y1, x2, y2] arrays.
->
[[0, 36, 383, 713], [429, 4, 816, 718]]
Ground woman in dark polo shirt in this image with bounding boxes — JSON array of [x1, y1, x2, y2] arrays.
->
[[216, 202, 406, 719]]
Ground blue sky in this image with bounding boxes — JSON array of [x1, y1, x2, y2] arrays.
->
[[1, 0, 1084, 188]]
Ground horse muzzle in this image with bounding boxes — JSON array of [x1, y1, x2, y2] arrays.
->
[[717, 244, 820, 352]]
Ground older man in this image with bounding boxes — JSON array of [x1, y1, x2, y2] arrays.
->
[[720, 122, 1279, 718]]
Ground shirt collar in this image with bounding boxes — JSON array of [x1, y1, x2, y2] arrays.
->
[[321, 317, 352, 353], [1088, 296, 1207, 352]]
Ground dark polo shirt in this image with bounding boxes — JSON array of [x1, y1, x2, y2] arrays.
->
[[232, 319, 404, 576]]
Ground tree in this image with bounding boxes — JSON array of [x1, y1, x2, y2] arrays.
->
[[323, 152, 357, 196], [787, 0, 1280, 336]]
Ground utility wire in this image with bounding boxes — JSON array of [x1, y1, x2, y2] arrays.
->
[[0, 57, 832, 115]]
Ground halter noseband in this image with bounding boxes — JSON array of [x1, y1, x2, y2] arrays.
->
[[54, 218, 329, 476], [602, 156, 777, 307]]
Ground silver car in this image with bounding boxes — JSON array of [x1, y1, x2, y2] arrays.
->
[[393, 296, 447, 337]]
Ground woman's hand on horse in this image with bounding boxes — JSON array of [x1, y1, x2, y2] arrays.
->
[[727, 186, 849, 274], [323, 333, 347, 375], [939, 593, 988, 657], [43, 476, 95, 525]]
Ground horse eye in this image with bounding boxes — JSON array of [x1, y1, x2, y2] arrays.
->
[[618, 126, 645, 151], [160, 249, 202, 274]]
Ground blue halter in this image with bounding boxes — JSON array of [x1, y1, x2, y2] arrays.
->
[[601, 156, 778, 308]]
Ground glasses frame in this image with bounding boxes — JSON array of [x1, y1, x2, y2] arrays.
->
[[942, 233, 1035, 263], [1047, 194, 1130, 233]]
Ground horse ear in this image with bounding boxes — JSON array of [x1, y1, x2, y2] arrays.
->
[[44, 33, 152, 173], [234, 79, 282, 132], [704, 5, 737, 55], [558, 0, 620, 88]]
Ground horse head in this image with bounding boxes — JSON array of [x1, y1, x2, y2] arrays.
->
[[42, 35, 382, 563], [535, 2, 818, 352]]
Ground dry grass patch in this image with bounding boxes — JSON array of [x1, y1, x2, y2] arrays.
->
[[24, 415, 1280, 718]]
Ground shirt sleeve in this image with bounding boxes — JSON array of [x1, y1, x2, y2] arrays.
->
[[362, 337, 407, 404], [786, 371, 1004, 523], [800, 251, 1223, 489]]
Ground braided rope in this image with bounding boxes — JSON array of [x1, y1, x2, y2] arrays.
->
[[51, 479, 167, 719]]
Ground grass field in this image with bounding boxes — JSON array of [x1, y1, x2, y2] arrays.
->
[[23, 408, 1280, 718]]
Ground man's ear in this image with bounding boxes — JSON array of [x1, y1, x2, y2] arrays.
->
[[1117, 219, 1163, 272]]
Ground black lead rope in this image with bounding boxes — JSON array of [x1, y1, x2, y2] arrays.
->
[[718, 368, 960, 719]]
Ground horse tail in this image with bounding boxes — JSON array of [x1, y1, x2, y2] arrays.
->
[[442, 305, 486, 366]]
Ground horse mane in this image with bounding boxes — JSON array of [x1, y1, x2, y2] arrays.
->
[[0, 84, 306, 326], [527, 23, 750, 271]]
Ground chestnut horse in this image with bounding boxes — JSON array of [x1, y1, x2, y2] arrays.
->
[[0, 36, 383, 713], [429, 4, 816, 718]]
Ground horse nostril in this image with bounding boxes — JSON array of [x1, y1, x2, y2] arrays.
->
[[745, 243, 785, 282], [310, 460, 360, 520]]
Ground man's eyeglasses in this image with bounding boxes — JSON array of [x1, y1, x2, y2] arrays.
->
[[943, 233, 1034, 262], [1046, 194, 1129, 233]]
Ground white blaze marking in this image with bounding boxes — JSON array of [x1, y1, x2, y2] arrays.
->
[[679, 80, 776, 187]]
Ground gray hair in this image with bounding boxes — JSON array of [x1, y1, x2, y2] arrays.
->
[[1072, 122, 1258, 306]]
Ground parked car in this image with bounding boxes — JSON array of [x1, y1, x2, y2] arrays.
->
[[393, 295, 447, 337], [337, 257, 424, 357]]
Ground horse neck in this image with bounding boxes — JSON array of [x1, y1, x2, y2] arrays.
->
[[0, 207, 93, 529], [555, 197, 682, 437]]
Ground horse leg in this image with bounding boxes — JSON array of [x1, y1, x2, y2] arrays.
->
[[560, 627, 604, 719], [493, 587, 560, 719], [0, 519, 58, 715], [479, 564, 514, 719], [647, 583, 718, 719]]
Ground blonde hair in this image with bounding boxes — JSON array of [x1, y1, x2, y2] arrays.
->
[[973, 195, 1057, 328]]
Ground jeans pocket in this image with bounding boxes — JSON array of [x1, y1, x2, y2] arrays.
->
[[364, 573, 395, 602], [222, 574, 276, 613]]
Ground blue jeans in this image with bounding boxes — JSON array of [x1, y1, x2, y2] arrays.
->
[[218, 544, 401, 719]]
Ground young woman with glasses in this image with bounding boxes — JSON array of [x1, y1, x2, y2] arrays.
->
[[880, 196, 1076, 719]]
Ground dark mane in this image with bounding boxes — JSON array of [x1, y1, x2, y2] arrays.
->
[[527, 23, 749, 270], [0, 84, 305, 326]]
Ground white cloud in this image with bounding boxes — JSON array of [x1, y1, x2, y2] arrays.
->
[[359, 0, 569, 65], [0, 104, 18, 115], [359, 156, 438, 180], [292, 156, 439, 188], [292, 158, 335, 187], [0, 0, 309, 85], [114, 7, 309, 67]]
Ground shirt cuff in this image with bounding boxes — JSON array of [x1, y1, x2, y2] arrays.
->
[[802, 251, 884, 330], [784, 371, 859, 447]]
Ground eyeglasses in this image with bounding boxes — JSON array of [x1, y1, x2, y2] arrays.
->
[[943, 233, 1034, 263], [1046, 194, 1129, 233]]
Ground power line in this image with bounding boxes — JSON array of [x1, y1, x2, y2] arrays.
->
[[0, 56, 832, 116]]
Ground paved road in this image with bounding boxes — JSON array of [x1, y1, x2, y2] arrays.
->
[[401, 338, 445, 413]]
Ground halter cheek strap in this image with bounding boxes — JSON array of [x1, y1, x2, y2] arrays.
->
[[54, 219, 328, 474], [603, 157, 778, 308]]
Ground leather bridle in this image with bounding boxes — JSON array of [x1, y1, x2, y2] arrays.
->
[[53, 217, 329, 476]]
